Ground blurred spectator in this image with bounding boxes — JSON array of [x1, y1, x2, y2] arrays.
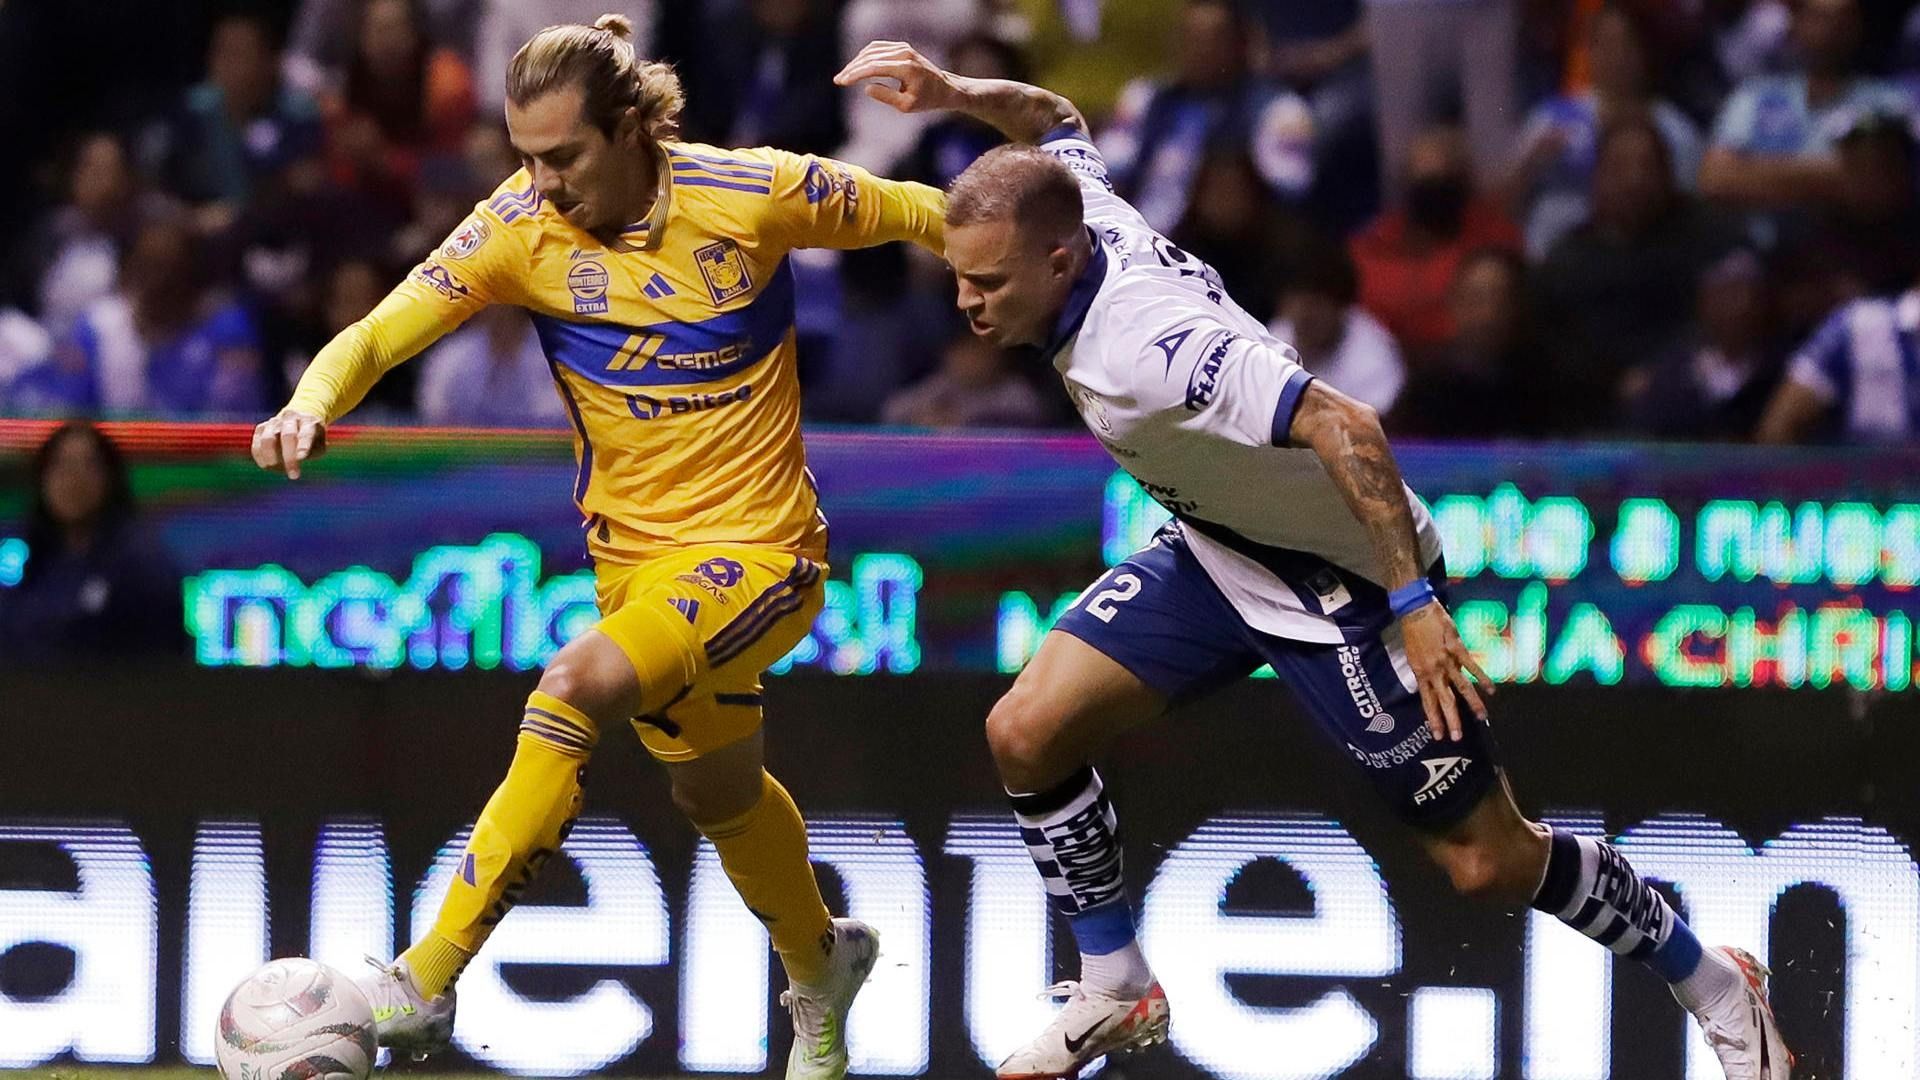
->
[[1100, 0, 1315, 234], [679, 0, 847, 156], [1700, 0, 1913, 212], [1904, 5, 1920, 77], [807, 245, 955, 423], [0, 0, 203, 257], [0, 421, 185, 665], [282, 256, 414, 419], [392, 155, 486, 266], [464, 122, 521, 188], [23, 133, 181, 336], [1350, 126, 1522, 355], [417, 306, 565, 427], [13, 219, 264, 418], [286, 0, 480, 97], [140, 13, 322, 228], [475, 2, 657, 116], [0, 308, 54, 408], [881, 332, 1051, 429], [1538, 118, 1743, 430], [1268, 239, 1405, 413], [1714, 0, 1794, 86], [1772, 109, 1920, 325], [1624, 247, 1785, 438], [1170, 150, 1298, 322], [1387, 247, 1544, 438], [323, 0, 478, 214], [1757, 275, 1920, 443], [1364, 0, 1518, 195], [894, 35, 1027, 190], [1503, 4, 1706, 258], [1248, 0, 1380, 231]]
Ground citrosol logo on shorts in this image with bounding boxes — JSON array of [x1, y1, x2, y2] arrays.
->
[[1337, 645, 1395, 734]]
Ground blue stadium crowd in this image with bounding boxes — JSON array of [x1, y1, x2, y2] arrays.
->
[[1, 0, 1917, 443]]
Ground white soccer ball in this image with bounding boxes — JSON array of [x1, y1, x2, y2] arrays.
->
[[214, 958, 377, 1080]]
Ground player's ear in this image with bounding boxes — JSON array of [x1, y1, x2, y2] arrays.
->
[[1047, 244, 1072, 281], [614, 105, 643, 148]]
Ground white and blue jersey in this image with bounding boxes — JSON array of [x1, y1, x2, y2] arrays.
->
[[1038, 126, 1490, 827], [1785, 289, 1920, 443], [1036, 125, 1444, 645]]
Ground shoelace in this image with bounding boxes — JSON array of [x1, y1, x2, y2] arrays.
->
[[359, 956, 403, 1002], [1038, 980, 1088, 1004], [780, 986, 838, 1063]]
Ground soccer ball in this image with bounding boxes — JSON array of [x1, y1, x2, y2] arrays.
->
[[214, 958, 377, 1080]]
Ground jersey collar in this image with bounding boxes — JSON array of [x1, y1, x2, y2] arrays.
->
[[615, 144, 674, 251], [1041, 227, 1108, 363]]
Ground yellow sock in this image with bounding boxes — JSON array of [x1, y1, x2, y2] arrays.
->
[[403, 690, 597, 998], [698, 771, 833, 985]]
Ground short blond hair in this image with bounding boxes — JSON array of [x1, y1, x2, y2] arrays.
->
[[507, 14, 683, 140], [947, 145, 1084, 245]]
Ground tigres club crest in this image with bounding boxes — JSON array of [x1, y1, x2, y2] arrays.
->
[[694, 239, 753, 304]]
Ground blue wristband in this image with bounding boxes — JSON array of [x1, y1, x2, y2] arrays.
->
[[1388, 579, 1438, 619]]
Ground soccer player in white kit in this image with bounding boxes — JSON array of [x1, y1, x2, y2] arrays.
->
[[837, 41, 1794, 1080]]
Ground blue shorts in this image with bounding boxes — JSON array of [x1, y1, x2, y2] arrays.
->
[[1052, 526, 1499, 829]]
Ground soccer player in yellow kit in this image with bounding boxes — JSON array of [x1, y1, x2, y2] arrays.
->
[[249, 17, 944, 1079]]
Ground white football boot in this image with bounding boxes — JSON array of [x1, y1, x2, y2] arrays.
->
[[996, 981, 1170, 1080], [354, 956, 456, 1057], [781, 918, 882, 1080], [1678, 946, 1795, 1080]]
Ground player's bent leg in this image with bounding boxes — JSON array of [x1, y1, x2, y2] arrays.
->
[[661, 729, 862, 1080], [1424, 780, 1790, 1079], [1515, 793, 1788, 1078], [986, 629, 1165, 792], [363, 631, 639, 1053], [664, 730, 835, 985], [990, 631, 1175, 1080], [1266, 608, 1790, 1080], [1416, 775, 1550, 909]]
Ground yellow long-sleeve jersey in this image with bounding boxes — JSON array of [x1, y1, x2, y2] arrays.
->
[[289, 142, 946, 563]]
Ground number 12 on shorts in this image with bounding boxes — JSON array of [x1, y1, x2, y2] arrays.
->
[[1073, 568, 1142, 623]]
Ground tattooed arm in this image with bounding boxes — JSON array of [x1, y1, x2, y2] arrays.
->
[[1287, 380, 1492, 740], [1286, 381, 1426, 594]]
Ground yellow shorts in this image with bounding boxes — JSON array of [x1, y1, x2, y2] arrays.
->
[[593, 545, 825, 762]]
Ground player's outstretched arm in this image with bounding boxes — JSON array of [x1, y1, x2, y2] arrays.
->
[[253, 208, 519, 478], [835, 41, 1087, 145], [1286, 380, 1493, 742]]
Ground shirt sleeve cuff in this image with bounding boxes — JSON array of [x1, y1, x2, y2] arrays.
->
[[1270, 369, 1315, 446]]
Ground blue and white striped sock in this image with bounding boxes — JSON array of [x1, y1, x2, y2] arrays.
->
[[1531, 827, 1735, 1008], [1009, 766, 1152, 997]]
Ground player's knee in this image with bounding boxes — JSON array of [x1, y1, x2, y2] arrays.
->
[[985, 688, 1068, 789], [537, 637, 635, 725], [669, 779, 717, 825]]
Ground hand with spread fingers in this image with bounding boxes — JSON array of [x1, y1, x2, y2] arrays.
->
[[1398, 601, 1494, 742], [250, 409, 328, 480], [834, 40, 963, 115]]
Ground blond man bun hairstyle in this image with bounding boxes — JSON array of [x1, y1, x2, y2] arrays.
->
[[507, 14, 682, 140], [593, 13, 633, 39]]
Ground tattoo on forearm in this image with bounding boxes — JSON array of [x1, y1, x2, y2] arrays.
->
[[1322, 420, 1424, 588]]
